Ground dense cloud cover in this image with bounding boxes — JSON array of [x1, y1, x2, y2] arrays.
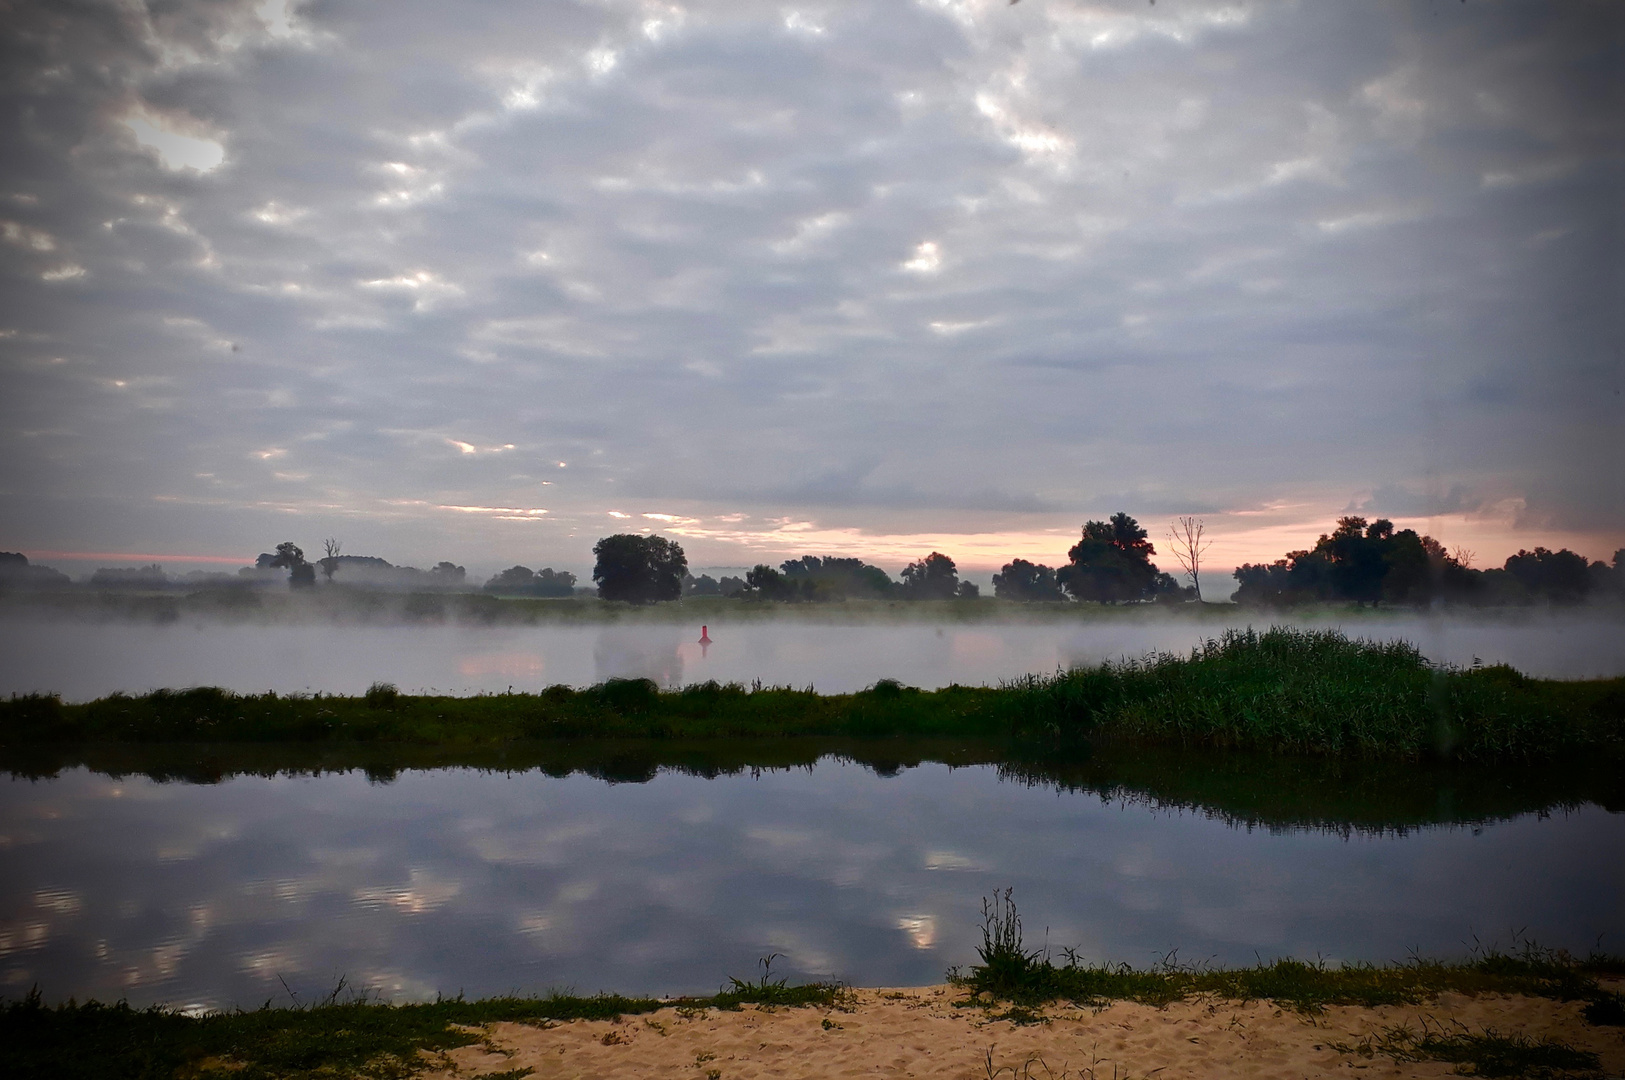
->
[[1, 0, 1619, 574]]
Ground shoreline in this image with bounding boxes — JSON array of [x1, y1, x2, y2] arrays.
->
[[8, 967, 1622, 1079], [434, 982, 1625, 1080]]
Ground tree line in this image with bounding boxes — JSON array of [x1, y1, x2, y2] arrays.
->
[[1233, 516, 1624, 607], [6, 511, 1620, 609]]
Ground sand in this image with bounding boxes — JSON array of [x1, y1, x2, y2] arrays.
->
[[424, 981, 1625, 1079]]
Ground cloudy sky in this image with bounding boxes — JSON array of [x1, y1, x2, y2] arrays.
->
[[1, 0, 1620, 579]]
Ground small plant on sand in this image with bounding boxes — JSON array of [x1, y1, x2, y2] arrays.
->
[[970, 889, 1047, 1001], [714, 955, 848, 1011], [1332, 1018, 1603, 1078]]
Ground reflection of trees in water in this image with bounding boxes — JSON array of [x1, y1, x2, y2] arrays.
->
[[6, 740, 1617, 838], [996, 746, 1623, 838], [592, 630, 683, 687]]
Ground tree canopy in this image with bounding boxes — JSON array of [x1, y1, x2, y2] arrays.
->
[[899, 552, 960, 600], [1057, 513, 1166, 603], [1230, 517, 1614, 607], [592, 534, 687, 604], [992, 559, 1063, 602], [484, 565, 576, 597]]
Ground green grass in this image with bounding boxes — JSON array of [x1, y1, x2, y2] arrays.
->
[[1333, 1020, 1605, 1078], [4, 629, 1620, 761], [953, 890, 1624, 1018], [0, 972, 849, 1080]]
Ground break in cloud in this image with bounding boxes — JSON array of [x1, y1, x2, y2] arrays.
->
[[1, 0, 1620, 575]]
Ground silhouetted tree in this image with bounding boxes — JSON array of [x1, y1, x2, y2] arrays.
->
[[264, 541, 315, 589], [956, 580, 980, 599], [899, 552, 959, 600], [486, 565, 576, 596], [1058, 514, 1161, 603], [320, 538, 342, 582], [683, 573, 720, 596], [1235, 517, 1480, 607], [1504, 547, 1593, 604], [1166, 517, 1211, 602], [0, 553, 70, 589], [430, 561, 466, 584], [743, 563, 795, 600], [992, 559, 1062, 601], [592, 534, 687, 604], [778, 555, 894, 600]]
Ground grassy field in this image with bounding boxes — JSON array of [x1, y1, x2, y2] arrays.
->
[[3, 629, 1620, 761]]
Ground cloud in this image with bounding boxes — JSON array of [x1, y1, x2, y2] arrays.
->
[[0, 0, 1619, 571]]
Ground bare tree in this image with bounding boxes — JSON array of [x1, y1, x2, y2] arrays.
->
[[1166, 516, 1212, 602], [320, 537, 342, 582]]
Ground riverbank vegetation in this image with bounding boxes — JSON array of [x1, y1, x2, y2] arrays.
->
[[1, 968, 846, 1080], [7, 918, 1620, 1080], [3, 629, 1620, 762], [955, 891, 1625, 1020]]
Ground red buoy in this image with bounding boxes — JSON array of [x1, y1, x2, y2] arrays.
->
[[699, 625, 712, 645]]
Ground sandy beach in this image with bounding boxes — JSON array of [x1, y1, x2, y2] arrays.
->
[[426, 982, 1625, 1079]]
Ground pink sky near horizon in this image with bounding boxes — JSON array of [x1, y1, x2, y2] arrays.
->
[[21, 509, 1621, 577]]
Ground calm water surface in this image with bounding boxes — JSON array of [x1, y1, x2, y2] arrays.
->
[[3, 759, 1620, 1010]]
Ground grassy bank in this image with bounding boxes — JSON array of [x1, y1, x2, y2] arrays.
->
[[955, 891, 1625, 1019], [1, 969, 845, 1080], [6, 623, 1618, 756], [7, 929, 1621, 1080], [4, 629, 1620, 761]]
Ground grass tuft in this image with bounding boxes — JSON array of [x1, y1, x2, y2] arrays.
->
[[1333, 1019, 1604, 1078], [952, 891, 1623, 1019]]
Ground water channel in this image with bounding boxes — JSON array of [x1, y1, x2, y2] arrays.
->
[[2, 615, 1621, 1010]]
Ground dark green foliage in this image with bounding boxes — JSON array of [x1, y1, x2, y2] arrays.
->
[[899, 552, 959, 600], [1235, 517, 1613, 608], [997, 627, 1624, 761], [778, 556, 894, 600], [0, 975, 845, 1080], [1057, 513, 1164, 603], [1506, 547, 1595, 605], [744, 563, 794, 600], [2, 629, 1619, 762], [592, 534, 687, 604], [992, 559, 1063, 602], [483, 566, 576, 597]]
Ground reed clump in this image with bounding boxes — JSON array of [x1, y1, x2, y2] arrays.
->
[[3, 629, 1618, 762], [997, 627, 1623, 760], [952, 891, 1624, 1019]]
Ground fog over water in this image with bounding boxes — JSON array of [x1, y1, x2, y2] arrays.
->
[[1, 613, 1621, 700]]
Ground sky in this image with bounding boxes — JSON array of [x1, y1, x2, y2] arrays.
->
[[1, 0, 1621, 581]]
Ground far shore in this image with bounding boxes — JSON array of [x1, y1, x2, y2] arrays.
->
[[4, 586, 1625, 627]]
